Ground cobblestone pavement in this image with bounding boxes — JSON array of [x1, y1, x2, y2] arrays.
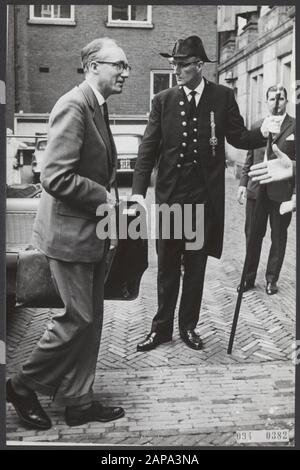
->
[[6, 169, 296, 447]]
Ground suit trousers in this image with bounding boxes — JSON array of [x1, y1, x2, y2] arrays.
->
[[245, 195, 292, 284], [152, 238, 208, 337], [16, 253, 107, 406]]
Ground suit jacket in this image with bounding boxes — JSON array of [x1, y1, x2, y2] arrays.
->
[[240, 114, 296, 202], [132, 79, 265, 258], [32, 81, 117, 262]]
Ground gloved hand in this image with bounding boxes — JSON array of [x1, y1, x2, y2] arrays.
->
[[237, 186, 246, 205]]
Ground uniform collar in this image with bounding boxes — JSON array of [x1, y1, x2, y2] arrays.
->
[[183, 79, 205, 97]]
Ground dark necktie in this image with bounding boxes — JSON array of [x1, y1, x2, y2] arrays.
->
[[102, 101, 110, 131], [102, 101, 114, 150], [189, 90, 197, 117]]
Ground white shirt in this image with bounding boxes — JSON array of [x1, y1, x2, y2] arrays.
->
[[183, 79, 205, 107], [263, 112, 287, 162], [85, 80, 106, 107]]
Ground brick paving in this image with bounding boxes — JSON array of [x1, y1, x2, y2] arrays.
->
[[6, 170, 296, 447]]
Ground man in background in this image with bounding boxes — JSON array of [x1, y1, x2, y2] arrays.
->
[[237, 86, 295, 295]]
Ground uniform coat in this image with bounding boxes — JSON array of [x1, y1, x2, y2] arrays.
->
[[133, 79, 265, 259], [132, 79, 266, 338]]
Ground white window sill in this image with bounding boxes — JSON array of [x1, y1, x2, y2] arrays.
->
[[106, 21, 153, 29], [28, 19, 76, 26]]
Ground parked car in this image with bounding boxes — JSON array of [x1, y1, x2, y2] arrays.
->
[[31, 135, 48, 183], [30, 132, 142, 182], [6, 184, 148, 313], [114, 133, 141, 176]]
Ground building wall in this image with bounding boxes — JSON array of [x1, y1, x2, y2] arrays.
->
[[217, 6, 295, 167], [13, 4, 217, 116]]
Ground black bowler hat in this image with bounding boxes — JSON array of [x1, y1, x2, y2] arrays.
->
[[160, 35, 216, 62]]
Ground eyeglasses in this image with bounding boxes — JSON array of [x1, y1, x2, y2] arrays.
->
[[170, 61, 201, 70], [93, 61, 132, 72]]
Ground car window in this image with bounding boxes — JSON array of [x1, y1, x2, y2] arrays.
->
[[114, 135, 140, 153], [37, 140, 47, 150]]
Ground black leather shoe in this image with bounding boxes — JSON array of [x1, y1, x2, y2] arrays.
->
[[237, 280, 255, 292], [65, 401, 125, 427], [266, 282, 278, 295], [6, 379, 52, 430], [180, 329, 203, 350], [136, 332, 172, 352]]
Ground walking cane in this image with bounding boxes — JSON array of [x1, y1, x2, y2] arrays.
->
[[227, 85, 282, 354]]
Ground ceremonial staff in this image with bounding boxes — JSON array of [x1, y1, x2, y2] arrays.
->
[[227, 85, 282, 354]]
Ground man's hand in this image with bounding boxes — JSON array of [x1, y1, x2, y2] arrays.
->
[[280, 194, 296, 215], [260, 116, 282, 137], [237, 186, 246, 205], [248, 144, 293, 183]]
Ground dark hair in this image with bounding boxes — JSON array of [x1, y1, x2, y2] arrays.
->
[[81, 38, 118, 72], [266, 85, 287, 100]]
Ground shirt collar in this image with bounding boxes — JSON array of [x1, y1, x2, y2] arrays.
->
[[279, 112, 287, 123], [268, 112, 287, 123], [85, 80, 106, 107], [183, 79, 205, 97]]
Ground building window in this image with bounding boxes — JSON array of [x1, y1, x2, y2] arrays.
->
[[236, 15, 247, 36], [28, 5, 75, 25], [150, 71, 176, 105], [249, 68, 264, 125], [278, 54, 294, 116], [107, 5, 153, 28]]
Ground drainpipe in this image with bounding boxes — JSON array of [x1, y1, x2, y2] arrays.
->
[[13, 4, 20, 113]]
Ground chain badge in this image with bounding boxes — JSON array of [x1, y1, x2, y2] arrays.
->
[[209, 111, 218, 157]]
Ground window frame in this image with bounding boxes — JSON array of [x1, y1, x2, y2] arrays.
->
[[150, 70, 175, 106], [248, 67, 264, 126], [278, 54, 294, 116], [28, 5, 76, 26], [107, 5, 153, 29]]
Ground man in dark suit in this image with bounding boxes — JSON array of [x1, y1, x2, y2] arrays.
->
[[131, 36, 267, 352], [7, 38, 130, 429], [237, 86, 295, 295]]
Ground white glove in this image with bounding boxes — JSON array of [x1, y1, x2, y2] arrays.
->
[[237, 186, 246, 205], [280, 194, 296, 215], [260, 116, 282, 137]]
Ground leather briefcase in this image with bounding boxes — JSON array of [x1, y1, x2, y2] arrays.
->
[[14, 201, 148, 307]]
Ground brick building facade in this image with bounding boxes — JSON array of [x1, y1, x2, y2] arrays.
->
[[7, 4, 218, 129]]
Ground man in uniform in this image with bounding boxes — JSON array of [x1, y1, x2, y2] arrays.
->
[[132, 35, 268, 352]]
